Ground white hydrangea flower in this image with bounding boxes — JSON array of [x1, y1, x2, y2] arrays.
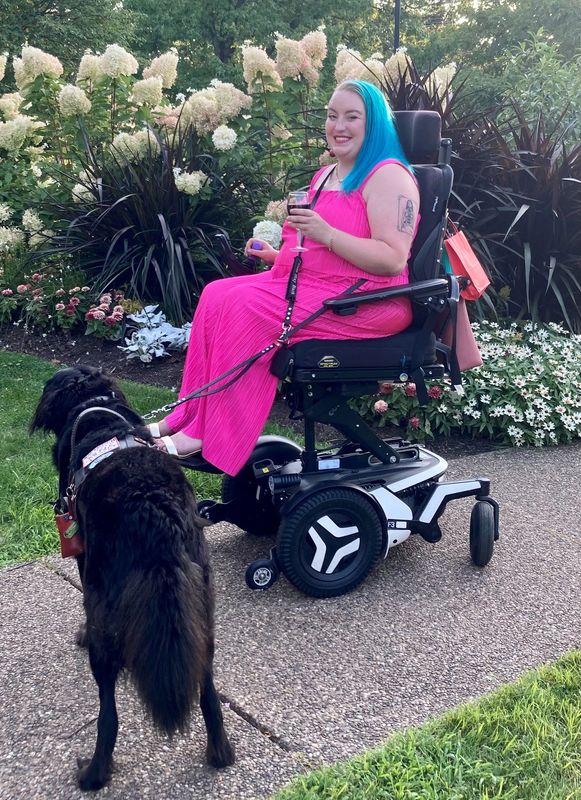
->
[[252, 219, 282, 248], [131, 76, 163, 107], [241, 45, 282, 93], [0, 226, 25, 252], [31, 163, 42, 178], [0, 115, 43, 153], [275, 37, 304, 80], [0, 203, 12, 223], [76, 53, 104, 83], [264, 199, 287, 225], [384, 47, 411, 86], [0, 92, 23, 121], [22, 209, 42, 232], [13, 46, 63, 90], [301, 31, 327, 69], [212, 125, 237, 151], [111, 129, 159, 164], [72, 183, 95, 203], [100, 44, 138, 78], [334, 48, 365, 84], [272, 124, 292, 140], [58, 84, 91, 117], [174, 170, 208, 196], [143, 50, 178, 88]]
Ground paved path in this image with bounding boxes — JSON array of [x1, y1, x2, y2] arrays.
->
[[2, 444, 581, 799]]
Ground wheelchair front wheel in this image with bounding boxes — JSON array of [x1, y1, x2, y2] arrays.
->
[[469, 501, 495, 567], [277, 487, 383, 598]]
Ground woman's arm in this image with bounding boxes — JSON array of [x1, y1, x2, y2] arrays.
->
[[288, 163, 420, 276]]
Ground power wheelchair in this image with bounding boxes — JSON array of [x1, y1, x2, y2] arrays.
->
[[185, 109, 499, 598]]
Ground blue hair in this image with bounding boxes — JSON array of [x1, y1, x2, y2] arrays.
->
[[335, 80, 411, 193]]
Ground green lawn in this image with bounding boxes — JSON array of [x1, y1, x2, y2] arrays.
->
[[275, 651, 581, 800], [0, 351, 226, 565]]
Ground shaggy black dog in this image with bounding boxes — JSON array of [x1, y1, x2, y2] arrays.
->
[[31, 365, 235, 791]]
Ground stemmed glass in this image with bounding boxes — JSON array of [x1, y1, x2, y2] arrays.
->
[[287, 190, 310, 253]]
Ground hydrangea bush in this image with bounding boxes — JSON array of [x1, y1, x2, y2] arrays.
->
[[354, 320, 581, 447]]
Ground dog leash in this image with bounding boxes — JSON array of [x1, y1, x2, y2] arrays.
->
[[142, 166, 366, 422]]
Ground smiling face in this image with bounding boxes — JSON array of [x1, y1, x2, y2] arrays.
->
[[325, 88, 366, 168]]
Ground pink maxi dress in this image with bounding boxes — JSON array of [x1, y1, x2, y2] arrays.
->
[[165, 159, 416, 475]]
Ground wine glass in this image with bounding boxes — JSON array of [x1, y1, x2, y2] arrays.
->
[[287, 190, 310, 253]]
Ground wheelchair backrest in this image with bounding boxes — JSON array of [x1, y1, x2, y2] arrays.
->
[[393, 111, 453, 285]]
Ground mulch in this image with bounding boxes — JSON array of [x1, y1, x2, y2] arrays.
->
[[0, 323, 494, 457]]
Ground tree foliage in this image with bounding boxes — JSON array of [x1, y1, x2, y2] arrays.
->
[[0, 0, 139, 79]]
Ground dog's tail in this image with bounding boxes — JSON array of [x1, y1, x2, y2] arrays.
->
[[119, 518, 207, 735]]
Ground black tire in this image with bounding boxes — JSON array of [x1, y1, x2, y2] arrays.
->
[[470, 501, 495, 567], [221, 467, 280, 536], [245, 559, 279, 591], [277, 488, 383, 598]]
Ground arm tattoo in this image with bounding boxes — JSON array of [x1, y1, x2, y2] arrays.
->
[[397, 195, 416, 235]]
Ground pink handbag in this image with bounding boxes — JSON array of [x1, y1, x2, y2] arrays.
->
[[444, 226, 490, 301]]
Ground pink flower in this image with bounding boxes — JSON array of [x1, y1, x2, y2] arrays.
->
[[31, 272, 43, 283], [85, 308, 106, 320], [409, 416, 421, 430], [374, 399, 389, 414], [16, 284, 30, 294], [81, 286, 90, 292], [2, 288, 14, 296], [55, 303, 65, 311], [428, 386, 443, 399], [55, 288, 66, 297], [405, 383, 417, 397], [113, 305, 124, 314], [98, 302, 110, 311], [379, 382, 393, 395], [69, 296, 80, 306], [65, 306, 75, 316], [32, 288, 43, 298], [111, 312, 124, 322], [69, 286, 81, 294], [99, 293, 112, 304], [104, 315, 118, 326]]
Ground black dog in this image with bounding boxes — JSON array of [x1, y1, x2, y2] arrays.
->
[[31, 365, 234, 791]]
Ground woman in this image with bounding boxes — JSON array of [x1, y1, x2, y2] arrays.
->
[[152, 80, 420, 475]]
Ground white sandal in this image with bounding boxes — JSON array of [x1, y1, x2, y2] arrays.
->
[[158, 436, 202, 460], [148, 422, 161, 438]]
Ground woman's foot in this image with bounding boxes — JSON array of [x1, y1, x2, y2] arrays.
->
[[148, 420, 174, 438], [154, 431, 203, 459]]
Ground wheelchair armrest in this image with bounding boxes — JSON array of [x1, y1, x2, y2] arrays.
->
[[323, 278, 449, 315]]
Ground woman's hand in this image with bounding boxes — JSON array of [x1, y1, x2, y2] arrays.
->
[[287, 208, 332, 247], [244, 238, 278, 265]]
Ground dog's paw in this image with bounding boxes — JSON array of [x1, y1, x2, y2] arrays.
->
[[77, 756, 112, 791], [207, 738, 235, 769], [75, 622, 88, 649]]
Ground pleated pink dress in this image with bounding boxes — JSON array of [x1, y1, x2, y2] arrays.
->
[[165, 159, 416, 475]]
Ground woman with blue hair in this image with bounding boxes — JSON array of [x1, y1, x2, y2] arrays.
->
[[152, 80, 420, 471]]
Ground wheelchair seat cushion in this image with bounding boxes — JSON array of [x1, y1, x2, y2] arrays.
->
[[279, 327, 437, 378]]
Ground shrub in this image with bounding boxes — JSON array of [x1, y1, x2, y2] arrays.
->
[[353, 319, 581, 447]]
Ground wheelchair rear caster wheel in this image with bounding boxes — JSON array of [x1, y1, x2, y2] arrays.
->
[[277, 487, 383, 598], [245, 559, 280, 591], [470, 501, 495, 567]]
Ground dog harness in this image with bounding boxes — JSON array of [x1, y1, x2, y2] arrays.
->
[[55, 404, 149, 558]]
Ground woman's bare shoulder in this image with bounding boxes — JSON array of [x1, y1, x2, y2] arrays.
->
[[364, 162, 418, 196]]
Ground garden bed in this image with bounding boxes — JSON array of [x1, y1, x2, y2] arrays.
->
[[0, 323, 496, 458]]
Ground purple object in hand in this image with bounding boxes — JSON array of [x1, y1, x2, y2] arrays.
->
[[251, 242, 263, 251]]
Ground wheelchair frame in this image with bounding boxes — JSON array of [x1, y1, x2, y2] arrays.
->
[[181, 110, 500, 598]]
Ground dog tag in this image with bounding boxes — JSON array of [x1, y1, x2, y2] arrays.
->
[[55, 512, 84, 558]]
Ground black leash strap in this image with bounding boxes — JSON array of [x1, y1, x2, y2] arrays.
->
[[142, 164, 346, 422]]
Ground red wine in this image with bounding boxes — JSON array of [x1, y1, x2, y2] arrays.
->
[[287, 202, 311, 213]]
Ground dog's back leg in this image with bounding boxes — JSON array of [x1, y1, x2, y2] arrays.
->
[[77, 647, 120, 791], [200, 643, 235, 768]]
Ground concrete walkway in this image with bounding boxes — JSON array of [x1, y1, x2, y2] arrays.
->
[[2, 443, 581, 799]]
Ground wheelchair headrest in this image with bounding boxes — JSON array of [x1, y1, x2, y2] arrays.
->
[[393, 111, 442, 164]]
